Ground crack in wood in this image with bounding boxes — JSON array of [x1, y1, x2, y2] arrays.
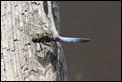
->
[[43, 1, 48, 16]]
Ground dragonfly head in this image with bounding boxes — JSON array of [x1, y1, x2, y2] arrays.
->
[[32, 33, 41, 43], [32, 33, 53, 43]]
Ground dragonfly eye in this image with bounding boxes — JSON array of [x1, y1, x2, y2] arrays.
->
[[32, 37, 38, 43]]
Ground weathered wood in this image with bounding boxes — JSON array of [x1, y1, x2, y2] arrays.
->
[[1, 1, 68, 81]]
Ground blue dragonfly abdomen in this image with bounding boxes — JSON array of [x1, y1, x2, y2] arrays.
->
[[57, 36, 90, 43]]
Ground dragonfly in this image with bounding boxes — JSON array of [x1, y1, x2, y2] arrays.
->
[[15, 17, 90, 45], [14, 9, 90, 44], [32, 32, 90, 43], [15, 11, 90, 45]]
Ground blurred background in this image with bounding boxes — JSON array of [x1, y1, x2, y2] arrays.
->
[[59, 1, 121, 81]]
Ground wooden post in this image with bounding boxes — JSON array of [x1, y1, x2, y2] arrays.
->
[[1, 1, 68, 81]]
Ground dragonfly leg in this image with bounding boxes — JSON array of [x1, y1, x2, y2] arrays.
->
[[39, 43, 43, 51], [43, 43, 52, 47]]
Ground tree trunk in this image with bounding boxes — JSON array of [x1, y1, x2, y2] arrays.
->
[[1, 1, 67, 81]]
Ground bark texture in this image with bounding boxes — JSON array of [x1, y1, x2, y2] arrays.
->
[[1, 1, 67, 81]]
